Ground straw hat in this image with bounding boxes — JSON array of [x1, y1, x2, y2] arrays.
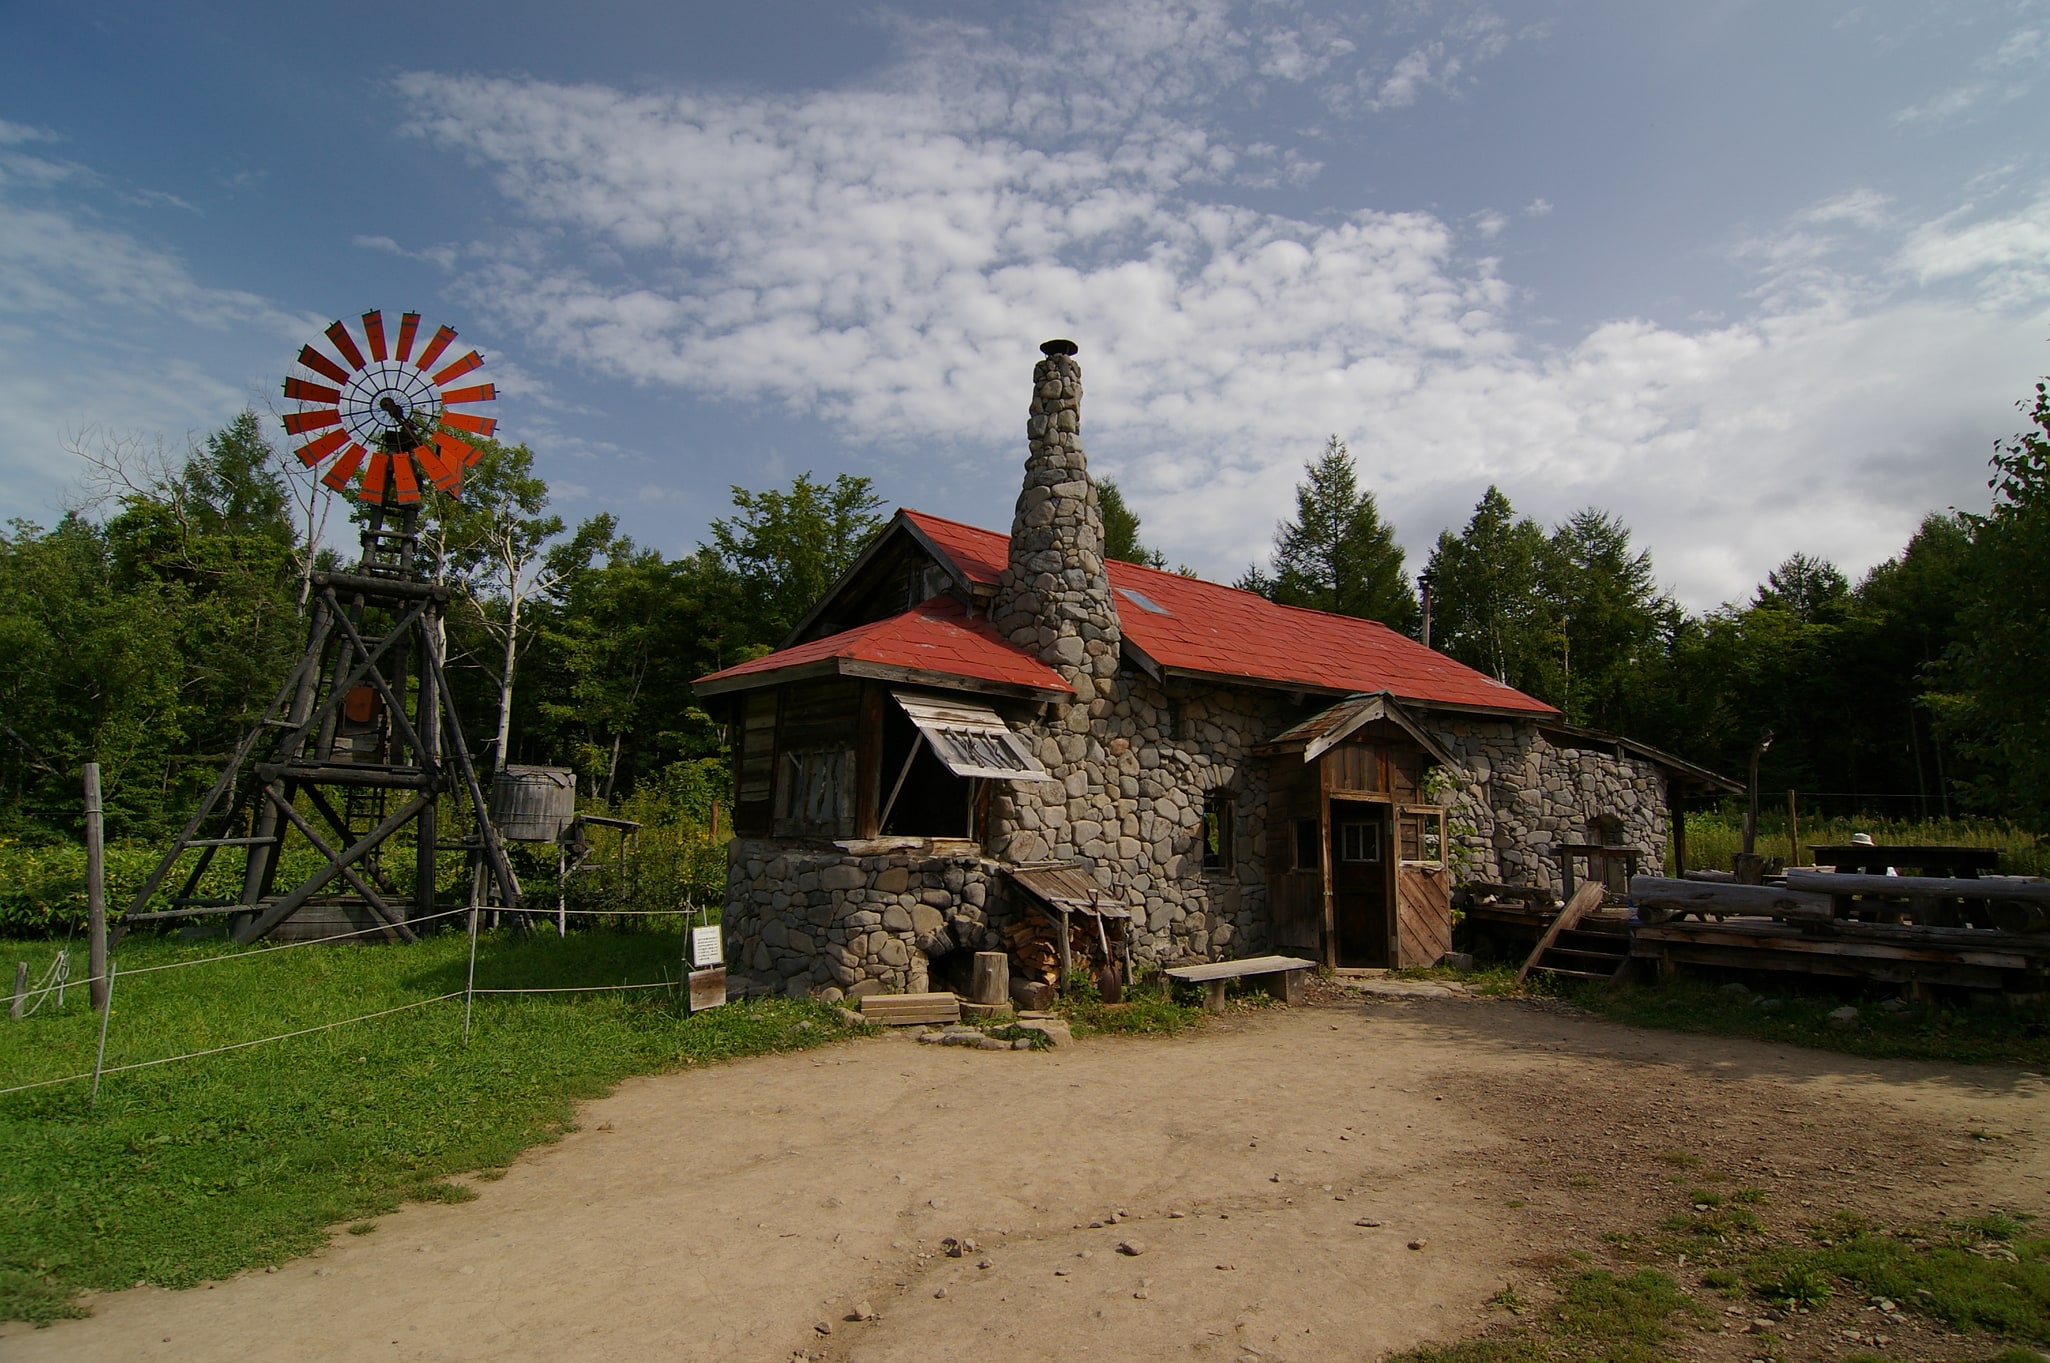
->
[[1850, 832, 1875, 846]]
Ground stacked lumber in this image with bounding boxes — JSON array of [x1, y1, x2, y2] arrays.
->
[[857, 992, 961, 1026]]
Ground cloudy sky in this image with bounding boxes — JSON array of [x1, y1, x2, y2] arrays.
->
[[4, 0, 2046, 608]]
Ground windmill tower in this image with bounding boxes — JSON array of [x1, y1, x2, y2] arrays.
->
[[127, 311, 520, 943]]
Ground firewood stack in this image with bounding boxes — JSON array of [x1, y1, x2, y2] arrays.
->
[[1001, 911, 1108, 985]]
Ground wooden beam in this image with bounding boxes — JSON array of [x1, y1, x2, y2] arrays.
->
[[1629, 875, 1835, 922], [1517, 881, 1604, 983], [1784, 870, 2050, 905]]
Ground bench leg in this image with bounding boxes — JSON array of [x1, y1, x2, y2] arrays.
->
[[1204, 980, 1227, 1013], [1265, 969, 1303, 1006]]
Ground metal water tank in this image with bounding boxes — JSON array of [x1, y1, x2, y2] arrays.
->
[[491, 765, 578, 842]]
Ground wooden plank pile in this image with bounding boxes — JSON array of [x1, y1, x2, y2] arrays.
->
[[1627, 870, 2050, 993], [858, 992, 961, 1026]]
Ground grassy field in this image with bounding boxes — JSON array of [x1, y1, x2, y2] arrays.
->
[[1676, 811, 2050, 877], [0, 926, 862, 1325], [1576, 978, 2050, 1071]]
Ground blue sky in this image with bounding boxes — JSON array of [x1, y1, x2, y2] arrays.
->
[[3, 0, 2046, 608]]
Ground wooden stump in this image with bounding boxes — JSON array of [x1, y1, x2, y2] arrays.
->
[[968, 951, 1010, 1006]]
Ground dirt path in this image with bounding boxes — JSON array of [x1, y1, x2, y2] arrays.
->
[[7, 989, 2046, 1362]]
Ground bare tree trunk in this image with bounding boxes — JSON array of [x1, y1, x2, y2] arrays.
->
[[493, 591, 520, 773], [603, 731, 623, 803]]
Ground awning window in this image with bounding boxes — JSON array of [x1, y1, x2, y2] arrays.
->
[[892, 692, 1055, 781]]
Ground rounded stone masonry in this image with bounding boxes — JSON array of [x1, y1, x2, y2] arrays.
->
[[724, 839, 1002, 999]]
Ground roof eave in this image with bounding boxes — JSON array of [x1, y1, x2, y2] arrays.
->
[[694, 655, 1069, 704]]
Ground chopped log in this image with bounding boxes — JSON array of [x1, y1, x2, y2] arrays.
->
[[967, 951, 1010, 1006], [1783, 870, 2050, 905], [1517, 881, 1605, 984], [1629, 875, 1835, 922], [1682, 869, 1736, 883]]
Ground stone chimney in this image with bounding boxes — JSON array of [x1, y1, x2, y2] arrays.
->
[[989, 340, 1121, 687]]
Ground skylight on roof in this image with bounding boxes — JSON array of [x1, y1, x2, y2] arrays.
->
[[1115, 586, 1171, 615]]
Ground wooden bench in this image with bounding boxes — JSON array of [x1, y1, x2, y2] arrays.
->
[[1161, 955, 1318, 1012]]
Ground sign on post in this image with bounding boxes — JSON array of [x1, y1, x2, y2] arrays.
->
[[690, 926, 724, 968], [687, 968, 727, 1013]]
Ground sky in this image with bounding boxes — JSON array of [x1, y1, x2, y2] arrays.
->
[[2, 0, 2046, 610]]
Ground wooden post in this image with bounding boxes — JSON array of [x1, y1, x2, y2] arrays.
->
[[968, 951, 1009, 1006], [1670, 804, 1688, 878], [1786, 789, 1800, 868], [9, 962, 25, 1019], [710, 799, 721, 841], [85, 762, 109, 1013]]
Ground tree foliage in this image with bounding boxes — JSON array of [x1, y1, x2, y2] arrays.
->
[[1097, 477, 1165, 567], [1240, 437, 1418, 631], [708, 472, 884, 650], [1936, 380, 2050, 822]]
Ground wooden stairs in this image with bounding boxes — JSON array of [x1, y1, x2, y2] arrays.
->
[[1516, 882, 1632, 985]]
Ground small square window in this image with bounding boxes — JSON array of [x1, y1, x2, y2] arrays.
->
[[1399, 809, 1446, 866], [1203, 792, 1234, 870], [1339, 821, 1380, 863], [1293, 819, 1320, 872]]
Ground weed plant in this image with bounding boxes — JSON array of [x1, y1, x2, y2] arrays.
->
[[0, 927, 857, 1324]]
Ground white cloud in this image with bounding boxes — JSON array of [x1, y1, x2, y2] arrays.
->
[[0, 177, 316, 514], [392, 5, 2047, 610], [1893, 20, 2049, 125], [353, 233, 460, 271], [1523, 197, 1552, 217], [1896, 195, 2050, 309]]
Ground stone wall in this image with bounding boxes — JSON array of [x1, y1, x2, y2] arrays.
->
[[723, 838, 1003, 1000], [985, 672, 1294, 967], [1426, 717, 1669, 894]]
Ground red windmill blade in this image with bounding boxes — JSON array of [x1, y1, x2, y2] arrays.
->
[[281, 310, 497, 504]]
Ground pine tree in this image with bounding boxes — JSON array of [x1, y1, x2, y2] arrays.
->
[[1250, 437, 1417, 631]]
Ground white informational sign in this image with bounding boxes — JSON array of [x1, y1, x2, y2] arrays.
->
[[691, 925, 724, 968]]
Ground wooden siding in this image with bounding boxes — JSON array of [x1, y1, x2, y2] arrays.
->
[[1395, 866, 1453, 966]]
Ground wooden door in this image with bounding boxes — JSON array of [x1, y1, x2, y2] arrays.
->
[[1394, 866, 1453, 966], [1330, 802, 1390, 967]]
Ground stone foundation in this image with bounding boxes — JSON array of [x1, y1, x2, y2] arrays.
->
[[723, 838, 1004, 1000]]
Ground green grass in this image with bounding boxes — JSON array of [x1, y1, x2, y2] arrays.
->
[[1676, 810, 2050, 877], [1399, 1181, 2050, 1363], [0, 927, 863, 1324], [1742, 1213, 2050, 1342], [1572, 977, 2050, 1069], [1394, 1267, 1703, 1363]]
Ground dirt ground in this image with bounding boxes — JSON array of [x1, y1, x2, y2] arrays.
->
[[7, 981, 2047, 1363]]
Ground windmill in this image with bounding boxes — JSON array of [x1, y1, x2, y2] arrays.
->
[[126, 311, 521, 943]]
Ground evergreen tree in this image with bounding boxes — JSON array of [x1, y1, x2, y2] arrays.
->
[[1096, 477, 1165, 567], [1248, 437, 1418, 631], [1546, 508, 1676, 730], [1423, 486, 1553, 689]]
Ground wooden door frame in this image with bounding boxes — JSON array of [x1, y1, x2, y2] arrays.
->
[[1323, 793, 1395, 967]]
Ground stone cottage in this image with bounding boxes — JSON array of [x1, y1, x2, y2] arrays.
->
[[694, 340, 1732, 1000]]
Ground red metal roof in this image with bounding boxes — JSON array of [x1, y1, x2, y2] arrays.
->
[[695, 593, 1072, 698], [901, 510, 1556, 715]]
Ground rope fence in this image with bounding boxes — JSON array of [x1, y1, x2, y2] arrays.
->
[[3, 902, 712, 1105]]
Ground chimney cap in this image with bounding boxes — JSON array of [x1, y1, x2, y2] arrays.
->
[[1039, 338, 1079, 357]]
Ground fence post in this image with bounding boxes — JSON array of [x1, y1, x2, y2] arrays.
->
[[9, 962, 24, 1019], [85, 761, 110, 1013], [90, 959, 115, 1104]]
